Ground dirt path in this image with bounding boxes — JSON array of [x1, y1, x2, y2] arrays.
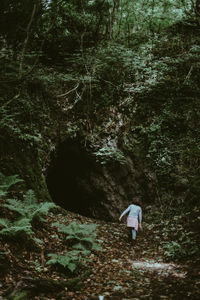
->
[[63, 210, 200, 299], [0, 207, 199, 299]]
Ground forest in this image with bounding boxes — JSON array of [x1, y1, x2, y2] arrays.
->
[[0, 0, 200, 299]]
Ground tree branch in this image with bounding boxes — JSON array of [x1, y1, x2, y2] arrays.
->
[[18, 3, 37, 78], [56, 84, 80, 98]]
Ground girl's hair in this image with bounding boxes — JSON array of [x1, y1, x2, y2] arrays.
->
[[132, 196, 142, 206]]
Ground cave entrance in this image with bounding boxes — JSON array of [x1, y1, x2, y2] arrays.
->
[[46, 140, 102, 218]]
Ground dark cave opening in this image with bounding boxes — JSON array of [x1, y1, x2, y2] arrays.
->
[[46, 140, 104, 219]]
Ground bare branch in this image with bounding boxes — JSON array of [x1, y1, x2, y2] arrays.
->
[[56, 84, 80, 98], [18, 3, 37, 78]]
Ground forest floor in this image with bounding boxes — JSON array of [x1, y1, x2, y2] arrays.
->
[[0, 205, 200, 300]]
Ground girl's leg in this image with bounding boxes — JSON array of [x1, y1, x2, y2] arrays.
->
[[131, 228, 137, 240], [129, 228, 132, 241]]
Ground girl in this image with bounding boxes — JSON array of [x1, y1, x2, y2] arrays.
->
[[119, 198, 142, 242]]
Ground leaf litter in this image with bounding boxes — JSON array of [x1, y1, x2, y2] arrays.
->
[[0, 205, 199, 299]]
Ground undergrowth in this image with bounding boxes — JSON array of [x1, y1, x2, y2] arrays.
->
[[0, 173, 55, 244], [47, 222, 102, 272]]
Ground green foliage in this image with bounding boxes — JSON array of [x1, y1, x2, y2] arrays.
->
[[53, 222, 101, 251], [160, 211, 200, 260], [56, 44, 134, 112], [0, 217, 34, 238], [163, 240, 199, 259], [0, 104, 43, 147], [0, 173, 23, 200], [46, 250, 90, 273], [94, 146, 126, 165], [0, 0, 200, 217], [3, 189, 55, 223], [30, 261, 44, 273], [0, 174, 55, 243], [49, 222, 101, 272]]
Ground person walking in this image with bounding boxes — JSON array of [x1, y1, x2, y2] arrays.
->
[[119, 197, 142, 243]]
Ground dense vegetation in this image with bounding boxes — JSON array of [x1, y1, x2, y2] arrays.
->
[[0, 0, 200, 298], [1, 1, 200, 211]]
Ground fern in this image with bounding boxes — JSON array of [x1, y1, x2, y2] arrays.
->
[[49, 222, 101, 273], [3, 189, 56, 222], [3, 199, 26, 216], [0, 218, 11, 228], [0, 173, 23, 200], [31, 202, 56, 222], [53, 222, 97, 237], [0, 217, 34, 237], [46, 250, 90, 272], [0, 187, 55, 244], [0, 190, 7, 199], [53, 222, 102, 251], [23, 189, 37, 205]]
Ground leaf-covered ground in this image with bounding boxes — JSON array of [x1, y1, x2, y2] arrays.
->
[[0, 206, 200, 299]]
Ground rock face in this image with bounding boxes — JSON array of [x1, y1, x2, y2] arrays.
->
[[46, 139, 156, 221]]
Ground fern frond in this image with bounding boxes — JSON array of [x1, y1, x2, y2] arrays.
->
[[66, 235, 94, 244], [14, 218, 32, 227], [32, 237, 43, 244], [72, 243, 87, 251], [53, 221, 100, 252], [72, 244, 91, 255], [0, 173, 23, 193], [91, 242, 102, 251], [3, 199, 26, 216], [46, 250, 88, 272], [0, 173, 23, 199], [3, 190, 55, 223], [23, 189, 37, 205], [67, 262, 76, 272], [0, 190, 7, 199], [55, 222, 97, 237], [30, 202, 56, 221], [0, 222, 33, 237], [0, 218, 11, 228], [0, 216, 33, 237]]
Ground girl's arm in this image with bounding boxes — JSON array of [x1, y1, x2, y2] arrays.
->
[[119, 206, 130, 221], [138, 207, 143, 230]]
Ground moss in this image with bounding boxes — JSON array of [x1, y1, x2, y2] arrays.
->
[[0, 138, 51, 202]]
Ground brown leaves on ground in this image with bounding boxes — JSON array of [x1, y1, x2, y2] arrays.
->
[[0, 206, 200, 299]]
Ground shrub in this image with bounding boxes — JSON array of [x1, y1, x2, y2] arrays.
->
[[53, 222, 101, 251], [48, 222, 101, 272], [0, 217, 33, 239], [3, 189, 55, 223], [0, 173, 23, 200], [46, 249, 90, 273], [94, 146, 126, 165], [163, 240, 199, 259], [0, 174, 55, 244]]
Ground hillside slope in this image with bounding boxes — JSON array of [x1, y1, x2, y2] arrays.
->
[[0, 204, 199, 299]]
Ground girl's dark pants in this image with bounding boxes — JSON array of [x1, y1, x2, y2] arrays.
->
[[129, 227, 137, 240]]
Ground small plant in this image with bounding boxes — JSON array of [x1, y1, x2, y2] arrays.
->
[[94, 146, 126, 165], [53, 222, 101, 251], [0, 217, 34, 239], [0, 173, 23, 200], [30, 261, 44, 273], [0, 175, 55, 244], [48, 222, 101, 272], [3, 189, 56, 223], [163, 241, 186, 259], [163, 240, 199, 259], [46, 249, 90, 272]]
